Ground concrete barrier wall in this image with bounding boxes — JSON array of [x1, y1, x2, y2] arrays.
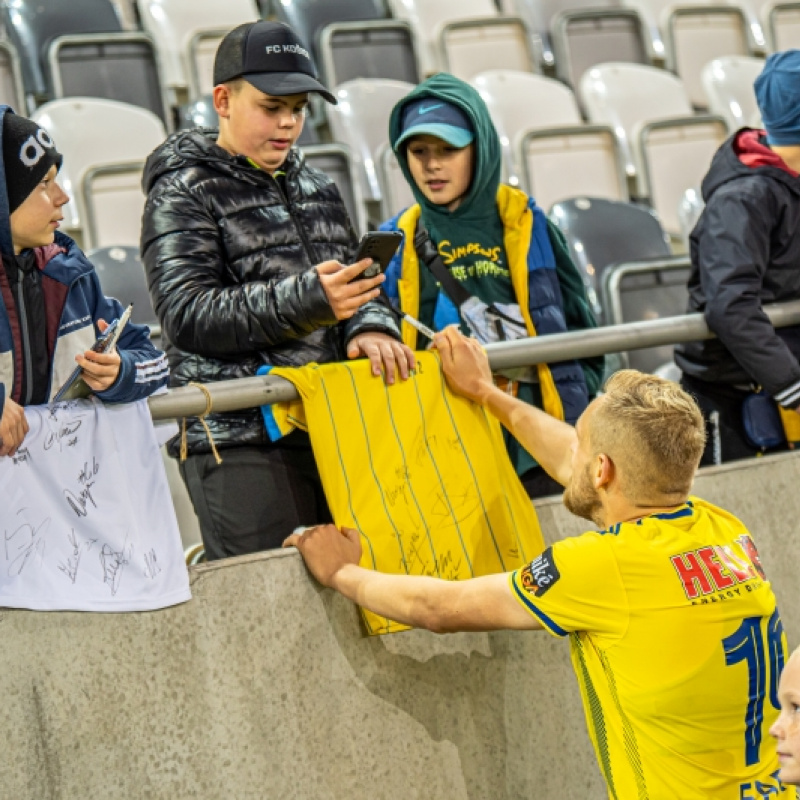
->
[[3, 453, 800, 800]]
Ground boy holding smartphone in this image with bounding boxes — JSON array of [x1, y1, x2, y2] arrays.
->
[[141, 21, 414, 560], [0, 109, 168, 457]]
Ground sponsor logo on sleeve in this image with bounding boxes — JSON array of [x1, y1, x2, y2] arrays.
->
[[519, 547, 560, 597]]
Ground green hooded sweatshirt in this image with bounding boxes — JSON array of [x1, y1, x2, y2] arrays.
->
[[389, 72, 515, 321]]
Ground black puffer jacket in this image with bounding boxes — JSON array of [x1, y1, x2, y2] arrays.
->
[[141, 129, 399, 455], [675, 129, 800, 406]]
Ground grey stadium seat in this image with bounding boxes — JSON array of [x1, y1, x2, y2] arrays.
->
[[1, 0, 167, 124], [86, 245, 159, 334], [600, 257, 691, 374], [300, 144, 367, 236], [549, 196, 671, 325], [271, 0, 419, 86]]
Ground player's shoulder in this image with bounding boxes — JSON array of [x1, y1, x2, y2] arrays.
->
[[549, 528, 617, 564], [630, 497, 749, 538]]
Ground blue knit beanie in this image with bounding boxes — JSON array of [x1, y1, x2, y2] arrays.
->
[[755, 50, 800, 146]]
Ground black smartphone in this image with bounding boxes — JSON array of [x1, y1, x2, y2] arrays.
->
[[350, 231, 403, 281]]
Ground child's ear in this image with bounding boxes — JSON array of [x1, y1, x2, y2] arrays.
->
[[213, 85, 231, 118]]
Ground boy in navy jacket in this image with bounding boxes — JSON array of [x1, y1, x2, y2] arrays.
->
[[0, 108, 168, 456]]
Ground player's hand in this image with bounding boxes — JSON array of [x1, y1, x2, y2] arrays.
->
[[283, 524, 363, 588], [76, 319, 122, 393], [433, 326, 495, 404], [0, 397, 28, 457], [316, 259, 386, 320], [347, 332, 416, 385]]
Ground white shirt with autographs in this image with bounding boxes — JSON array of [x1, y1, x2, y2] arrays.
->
[[0, 398, 191, 611]]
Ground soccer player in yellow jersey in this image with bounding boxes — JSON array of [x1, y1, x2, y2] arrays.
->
[[285, 327, 794, 799]]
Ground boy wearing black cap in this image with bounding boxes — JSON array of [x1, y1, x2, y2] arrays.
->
[[141, 22, 414, 560], [0, 108, 168, 456], [379, 73, 603, 498], [676, 50, 800, 465]]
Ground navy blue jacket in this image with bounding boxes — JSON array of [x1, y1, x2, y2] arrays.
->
[[0, 105, 167, 418]]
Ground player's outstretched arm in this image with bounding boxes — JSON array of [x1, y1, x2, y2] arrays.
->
[[433, 327, 577, 487], [283, 525, 541, 633]]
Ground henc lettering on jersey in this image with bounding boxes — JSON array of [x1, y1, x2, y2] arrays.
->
[[670, 535, 765, 601]]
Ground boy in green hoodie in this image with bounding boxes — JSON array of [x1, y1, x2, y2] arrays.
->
[[380, 73, 604, 499]]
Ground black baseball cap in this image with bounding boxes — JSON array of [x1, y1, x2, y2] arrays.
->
[[214, 21, 337, 105]]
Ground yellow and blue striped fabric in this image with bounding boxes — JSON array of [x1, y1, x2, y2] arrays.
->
[[264, 351, 545, 635]]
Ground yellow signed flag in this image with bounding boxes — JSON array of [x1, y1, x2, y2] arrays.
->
[[262, 352, 545, 635]]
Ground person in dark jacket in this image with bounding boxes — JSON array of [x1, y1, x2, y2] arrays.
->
[[0, 108, 168, 457], [141, 21, 414, 560], [676, 50, 800, 465], [379, 73, 604, 499]]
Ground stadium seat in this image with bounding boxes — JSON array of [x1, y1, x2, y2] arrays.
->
[[136, 0, 259, 99], [472, 69, 595, 185], [86, 245, 159, 331], [300, 143, 368, 235], [600, 256, 691, 373], [677, 186, 704, 249], [437, 16, 537, 81], [763, 2, 800, 50], [473, 70, 584, 138], [701, 56, 764, 132], [376, 142, 415, 219], [386, 0, 531, 78], [499, 0, 622, 70], [319, 22, 420, 87], [1, 0, 167, 123], [551, 8, 650, 90], [520, 128, 629, 212], [270, 0, 419, 87], [326, 78, 414, 203], [0, 41, 26, 112], [622, 0, 752, 66], [0, 0, 121, 100], [271, 0, 389, 61], [580, 63, 727, 233], [32, 98, 167, 249], [48, 33, 168, 126], [734, 0, 770, 49], [475, 71, 627, 207], [662, 6, 754, 108], [549, 197, 671, 324]]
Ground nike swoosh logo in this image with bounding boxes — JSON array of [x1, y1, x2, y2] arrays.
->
[[418, 104, 444, 115]]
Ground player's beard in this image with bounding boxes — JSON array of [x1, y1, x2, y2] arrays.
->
[[563, 461, 603, 526]]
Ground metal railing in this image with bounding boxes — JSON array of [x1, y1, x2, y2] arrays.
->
[[147, 299, 800, 421]]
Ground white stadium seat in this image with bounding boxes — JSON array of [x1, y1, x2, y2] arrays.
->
[[32, 97, 167, 249]]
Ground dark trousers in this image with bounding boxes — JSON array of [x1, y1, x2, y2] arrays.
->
[[680, 374, 788, 466], [179, 435, 332, 561]]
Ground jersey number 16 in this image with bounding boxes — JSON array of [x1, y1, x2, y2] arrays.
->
[[723, 609, 785, 767]]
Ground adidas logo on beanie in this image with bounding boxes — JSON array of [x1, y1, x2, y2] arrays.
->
[[2, 113, 63, 214]]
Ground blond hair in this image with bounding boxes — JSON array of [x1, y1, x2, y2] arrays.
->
[[590, 370, 706, 504]]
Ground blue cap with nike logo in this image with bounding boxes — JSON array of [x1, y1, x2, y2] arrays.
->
[[395, 98, 474, 150]]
